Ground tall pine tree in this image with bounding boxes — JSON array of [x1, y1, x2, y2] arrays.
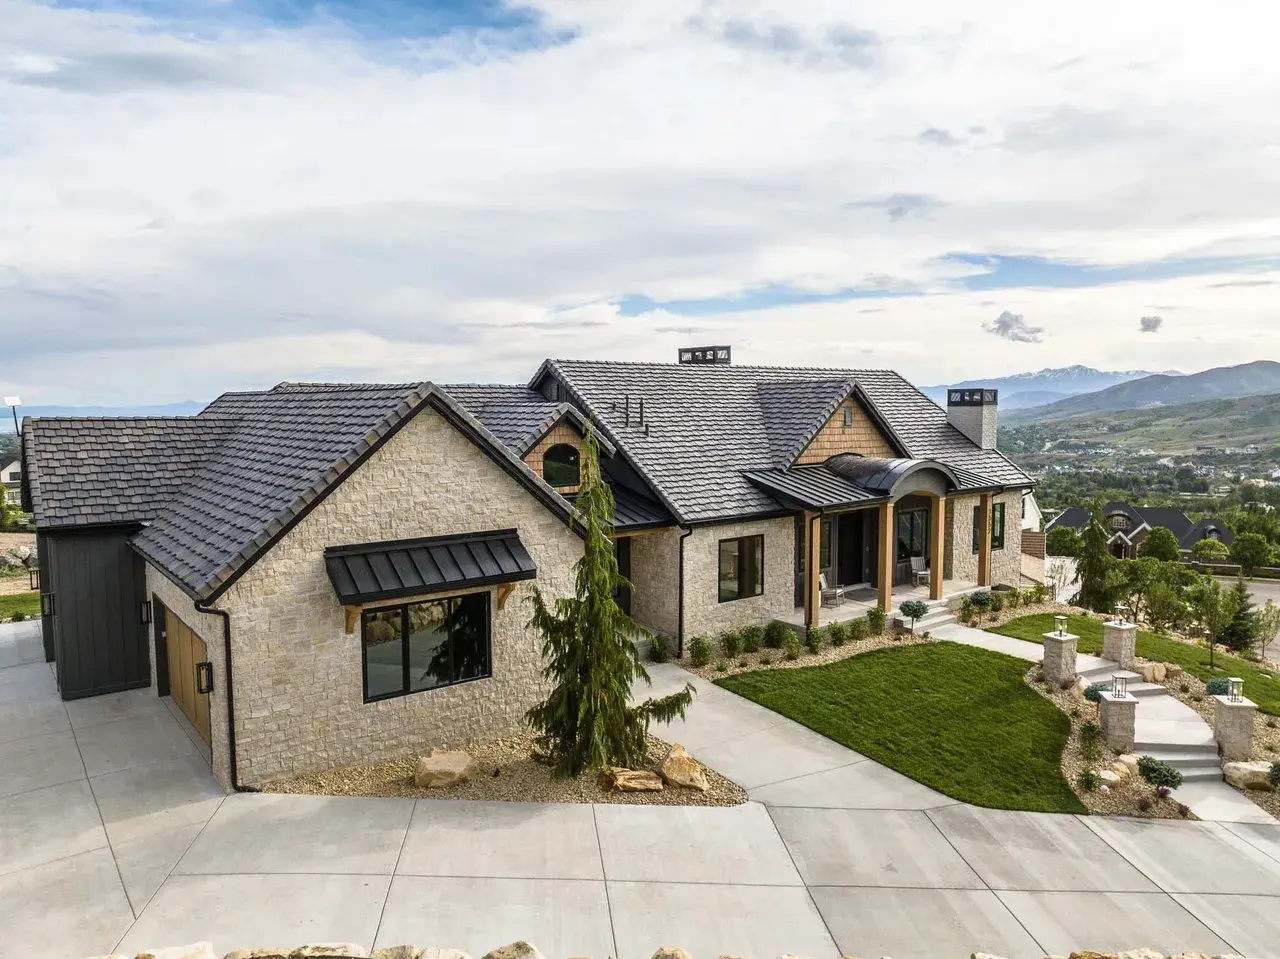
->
[[1078, 497, 1115, 613], [525, 431, 694, 777], [1219, 574, 1257, 653]]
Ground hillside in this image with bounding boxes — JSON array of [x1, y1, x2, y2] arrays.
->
[[1008, 360, 1280, 422], [923, 365, 1168, 408], [1, 400, 206, 432], [1001, 391, 1280, 454]]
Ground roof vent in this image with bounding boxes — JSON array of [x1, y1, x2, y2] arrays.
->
[[678, 345, 731, 365]]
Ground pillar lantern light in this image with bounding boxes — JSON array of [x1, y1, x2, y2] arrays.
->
[[1112, 674, 1128, 699], [1228, 677, 1244, 703], [1054, 615, 1067, 637]]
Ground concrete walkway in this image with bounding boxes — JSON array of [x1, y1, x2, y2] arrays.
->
[[4, 658, 1280, 959], [933, 623, 1277, 825]]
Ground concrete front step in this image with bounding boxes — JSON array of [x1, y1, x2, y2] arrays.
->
[[1173, 767, 1224, 783], [1078, 665, 1142, 682], [916, 612, 957, 632], [1134, 739, 1219, 756], [1127, 682, 1167, 698]]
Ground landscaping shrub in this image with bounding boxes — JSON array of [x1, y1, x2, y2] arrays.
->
[[1137, 796, 1153, 812], [1177, 803, 1191, 818], [827, 621, 848, 647], [805, 626, 826, 655], [866, 606, 887, 636], [1138, 755, 1184, 790], [1180, 682, 1190, 694], [11, 610, 26, 622], [899, 600, 929, 631], [847, 618, 868, 642], [763, 621, 790, 649], [1084, 681, 1110, 703], [715, 661, 728, 672], [741, 625, 764, 654], [1007, 588, 1023, 609], [738, 658, 748, 668], [989, 592, 1005, 616], [783, 633, 802, 661], [970, 591, 993, 611], [759, 653, 774, 665], [958, 595, 975, 624], [1079, 722, 1103, 761], [650, 634, 672, 664], [1270, 761, 1280, 790], [1076, 769, 1101, 792], [1155, 784, 1173, 800], [688, 635, 712, 668], [1205, 677, 1230, 696], [720, 630, 742, 660]]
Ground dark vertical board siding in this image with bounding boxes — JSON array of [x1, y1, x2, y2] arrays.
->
[[48, 528, 150, 701], [153, 593, 169, 696], [37, 533, 55, 662]]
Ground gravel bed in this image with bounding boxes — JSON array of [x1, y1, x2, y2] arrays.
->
[[1023, 664, 1195, 820], [259, 733, 747, 807], [684, 629, 934, 679], [0, 575, 33, 597], [0, 532, 35, 551], [960, 600, 1095, 631]]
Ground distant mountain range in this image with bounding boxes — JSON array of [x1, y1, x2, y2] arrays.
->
[[1007, 360, 1280, 422], [923, 365, 1175, 410], [1, 401, 205, 431]]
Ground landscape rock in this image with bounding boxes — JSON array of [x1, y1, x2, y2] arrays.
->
[[222, 951, 289, 959], [291, 946, 368, 958], [1117, 754, 1140, 776], [649, 950, 692, 959], [598, 766, 664, 792], [1223, 760, 1273, 790], [417, 950, 472, 959], [1139, 662, 1167, 683], [1165, 664, 1183, 679], [135, 945, 217, 959], [481, 942, 545, 959], [371, 948, 423, 959], [660, 744, 710, 792], [1097, 769, 1122, 785], [0, 552, 21, 569], [414, 750, 477, 788], [1067, 951, 1120, 959], [7, 545, 32, 562], [972, 953, 1013, 958], [1118, 949, 1165, 959], [1109, 761, 1131, 780]]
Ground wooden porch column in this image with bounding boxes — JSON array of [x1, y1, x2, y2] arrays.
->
[[930, 494, 946, 600], [977, 492, 994, 587], [804, 511, 820, 629], [877, 501, 895, 612]]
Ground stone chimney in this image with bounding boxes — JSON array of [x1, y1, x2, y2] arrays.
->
[[947, 388, 998, 449]]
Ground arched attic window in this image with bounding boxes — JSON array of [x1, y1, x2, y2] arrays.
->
[[543, 444, 580, 487]]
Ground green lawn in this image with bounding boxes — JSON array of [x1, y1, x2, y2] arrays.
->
[[716, 642, 1085, 813], [991, 613, 1280, 717], [0, 591, 40, 622]]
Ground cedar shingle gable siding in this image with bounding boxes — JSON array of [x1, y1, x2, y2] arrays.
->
[[794, 398, 895, 464], [523, 422, 584, 493]]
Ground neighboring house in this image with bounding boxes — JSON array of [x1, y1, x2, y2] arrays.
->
[[1045, 502, 1234, 559], [1, 457, 20, 506], [1022, 491, 1044, 532], [22, 359, 1031, 791]]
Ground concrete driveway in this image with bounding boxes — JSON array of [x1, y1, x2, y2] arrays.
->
[[4, 649, 1280, 959]]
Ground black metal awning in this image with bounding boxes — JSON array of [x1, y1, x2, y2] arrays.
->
[[567, 483, 674, 532], [324, 528, 536, 605]]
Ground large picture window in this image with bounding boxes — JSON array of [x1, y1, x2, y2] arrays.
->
[[362, 592, 490, 702], [992, 503, 1006, 551], [542, 444, 580, 487], [718, 535, 764, 603]]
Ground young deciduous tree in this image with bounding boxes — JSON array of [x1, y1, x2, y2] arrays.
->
[[1231, 532, 1275, 576], [1191, 538, 1231, 563], [1255, 600, 1280, 661], [1188, 577, 1238, 669], [524, 432, 694, 777], [1138, 527, 1182, 563], [1046, 525, 1083, 558]]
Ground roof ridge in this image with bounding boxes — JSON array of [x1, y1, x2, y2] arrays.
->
[[552, 357, 901, 374]]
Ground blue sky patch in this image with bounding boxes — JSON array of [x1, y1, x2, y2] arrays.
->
[[946, 252, 1280, 291], [617, 283, 922, 317]]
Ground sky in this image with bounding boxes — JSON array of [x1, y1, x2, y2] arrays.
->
[[2, 0, 1279, 406]]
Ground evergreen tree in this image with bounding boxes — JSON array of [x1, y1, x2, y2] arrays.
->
[[1219, 574, 1257, 653], [1078, 497, 1115, 613], [525, 431, 694, 777]]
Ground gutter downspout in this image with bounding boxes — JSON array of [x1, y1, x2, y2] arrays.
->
[[194, 601, 245, 792], [676, 525, 693, 659]]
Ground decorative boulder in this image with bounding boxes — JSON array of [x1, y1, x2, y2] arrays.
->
[[7, 545, 32, 562], [223, 951, 290, 959], [481, 942, 545, 959], [1097, 769, 1122, 785], [291, 947, 369, 958], [598, 766, 664, 792], [660, 744, 710, 792], [1165, 663, 1183, 679], [1109, 761, 1131, 780], [1224, 761, 1273, 791], [135, 945, 217, 959], [418, 950, 472, 959], [371, 948, 424, 959], [414, 750, 476, 788], [650, 949, 693, 959], [1117, 754, 1140, 776]]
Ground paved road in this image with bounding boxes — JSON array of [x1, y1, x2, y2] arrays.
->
[[1215, 576, 1280, 606], [3, 649, 1280, 959]]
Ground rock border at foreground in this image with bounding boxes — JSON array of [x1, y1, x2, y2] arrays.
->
[[85, 940, 1253, 959]]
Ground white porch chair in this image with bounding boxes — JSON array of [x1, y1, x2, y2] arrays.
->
[[819, 573, 845, 607], [910, 556, 931, 588]]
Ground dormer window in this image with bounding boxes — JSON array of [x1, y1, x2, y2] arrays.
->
[[543, 444, 580, 488], [1109, 514, 1130, 531]]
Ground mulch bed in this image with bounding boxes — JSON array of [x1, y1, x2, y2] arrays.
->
[[684, 628, 933, 680], [259, 734, 747, 807]]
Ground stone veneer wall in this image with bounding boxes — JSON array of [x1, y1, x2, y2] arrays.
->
[[682, 517, 793, 639], [144, 565, 234, 786], [193, 406, 581, 789], [945, 490, 1024, 587], [628, 526, 681, 637]]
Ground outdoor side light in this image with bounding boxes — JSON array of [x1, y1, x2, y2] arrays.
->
[[1228, 677, 1244, 703], [1112, 674, 1129, 699], [140, 599, 152, 625], [28, 568, 39, 591], [1054, 615, 1067, 637]]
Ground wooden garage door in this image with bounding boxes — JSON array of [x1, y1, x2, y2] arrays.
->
[[165, 609, 211, 745]]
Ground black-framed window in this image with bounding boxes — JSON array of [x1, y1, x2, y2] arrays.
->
[[362, 592, 490, 702], [896, 509, 928, 563], [543, 444, 580, 487], [718, 535, 764, 603], [992, 503, 1006, 551]]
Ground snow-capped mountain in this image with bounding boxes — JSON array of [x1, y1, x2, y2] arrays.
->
[[921, 366, 1178, 408]]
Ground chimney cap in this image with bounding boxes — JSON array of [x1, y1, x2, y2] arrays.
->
[[678, 345, 731, 365], [948, 388, 998, 407]]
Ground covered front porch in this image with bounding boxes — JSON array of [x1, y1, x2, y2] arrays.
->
[[775, 578, 983, 628]]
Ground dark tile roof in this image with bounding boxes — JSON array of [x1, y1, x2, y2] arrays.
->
[[1046, 502, 1218, 547], [324, 528, 536, 606], [535, 360, 1032, 524], [567, 483, 673, 532], [22, 417, 230, 528], [1133, 507, 1194, 540], [28, 382, 576, 601], [443, 385, 614, 457], [1182, 517, 1235, 548]]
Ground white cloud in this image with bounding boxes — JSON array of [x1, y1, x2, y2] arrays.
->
[[1, 0, 1279, 403], [1140, 315, 1164, 333], [982, 310, 1046, 344]]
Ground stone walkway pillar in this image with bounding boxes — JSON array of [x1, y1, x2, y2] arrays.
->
[[1099, 689, 1137, 753], [1042, 629, 1078, 687], [1213, 688, 1257, 761], [1102, 621, 1137, 669]]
